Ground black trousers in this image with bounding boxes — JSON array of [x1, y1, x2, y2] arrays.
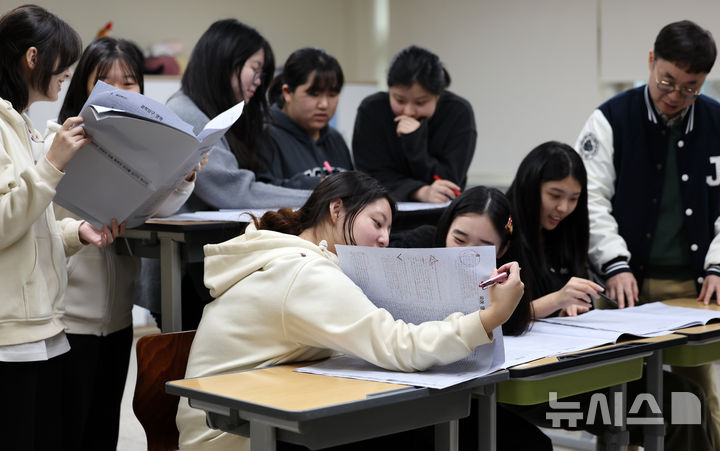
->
[[61, 326, 134, 451], [0, 353, 66, 451]]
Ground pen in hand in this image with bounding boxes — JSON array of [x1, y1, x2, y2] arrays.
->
[[432, 174, 461, 196], [479, 271, 510, 289]]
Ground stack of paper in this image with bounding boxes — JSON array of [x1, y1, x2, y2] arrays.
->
[[54, 81, 244, 228]]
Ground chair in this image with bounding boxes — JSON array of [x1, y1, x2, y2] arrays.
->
[[133, 330, 196, 451]]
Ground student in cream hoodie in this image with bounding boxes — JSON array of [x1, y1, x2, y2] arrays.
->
[[177, 171, 524, 450]]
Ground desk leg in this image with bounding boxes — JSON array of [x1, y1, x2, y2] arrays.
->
[[598, 383, 629, 451], [160, 238, 182, 332], [475, 384, 496, 451], [250, 421, 276, 451], [644, 350, 664, 451], [434, 419, 459, 451]]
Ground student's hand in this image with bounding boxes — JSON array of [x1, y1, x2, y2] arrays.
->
[[555, 276, 602, 311], [185, 154, 209, 182], [560, 303, 591, 317], [411, 179, 460, 203], [79, 219, 126, 248], [394, 115, 422, 135], [697, 274, 720, 305], [480, 262, 524, 335], [606, 272, 638, 308], [46, 117, 92, 171]]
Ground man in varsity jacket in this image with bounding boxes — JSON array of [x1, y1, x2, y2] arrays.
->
[[575, 20, 720, 443]]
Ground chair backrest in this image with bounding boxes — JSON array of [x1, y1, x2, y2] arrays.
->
[[133, 330, 196, 451]]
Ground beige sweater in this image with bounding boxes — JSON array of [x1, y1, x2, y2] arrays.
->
[[0, 98, 83, 346], [177, 224, 491, 450]]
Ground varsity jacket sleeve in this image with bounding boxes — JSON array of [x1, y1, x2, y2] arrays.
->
[[282, 257, 491, 372], [575, 109, 632, 277], [705, 216, 720, 277]]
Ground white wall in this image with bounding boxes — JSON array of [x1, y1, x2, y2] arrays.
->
[[5, 0, 720, 187]]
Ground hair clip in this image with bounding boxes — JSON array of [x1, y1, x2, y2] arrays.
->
[[505, 216, 513, 235]]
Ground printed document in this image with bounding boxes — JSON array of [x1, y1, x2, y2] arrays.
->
[[54, 81, 244, 228], [298, 245, 504, 388]]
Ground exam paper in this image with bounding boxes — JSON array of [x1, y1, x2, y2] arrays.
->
[[502, 321, 628, 368], [299, 246, 503, 388], [54, 81, 244, 228], [538, 302, 720, 336]]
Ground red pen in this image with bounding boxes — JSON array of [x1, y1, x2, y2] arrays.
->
[[433, 174, 461, 196], [479, 271, 509, 289]]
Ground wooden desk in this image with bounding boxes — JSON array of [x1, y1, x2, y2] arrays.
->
[[167, 362, 508, 451], [499, 334, 687, 451]]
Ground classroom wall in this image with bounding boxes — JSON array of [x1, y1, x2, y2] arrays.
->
[[3, 0, 720, 187]]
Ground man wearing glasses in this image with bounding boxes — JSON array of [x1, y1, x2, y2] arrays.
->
[[575, 20, 720, 446]]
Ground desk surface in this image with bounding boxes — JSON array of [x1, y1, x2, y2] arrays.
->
[[167, 362, 411, 413]]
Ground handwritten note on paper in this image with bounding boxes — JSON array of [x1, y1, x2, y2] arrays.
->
[[296, 246, 503, 388]]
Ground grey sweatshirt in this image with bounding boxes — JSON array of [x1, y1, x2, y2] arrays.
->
[[166, 92, 310, 211]]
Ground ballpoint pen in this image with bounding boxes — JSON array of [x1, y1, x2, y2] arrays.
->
[[479, 271, 509, 289]]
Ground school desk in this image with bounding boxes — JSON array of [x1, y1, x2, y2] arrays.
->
[[166, 362, 509, 451], [122, 204, 448, 332], [498, 334, 687, 451], [122, 220, 246, 332], [661, 298, 720, 367]]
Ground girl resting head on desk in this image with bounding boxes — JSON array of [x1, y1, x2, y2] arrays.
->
[[505, 140, 604, 319], [178, 171, 524, 450], [258, 47, 353, 189]]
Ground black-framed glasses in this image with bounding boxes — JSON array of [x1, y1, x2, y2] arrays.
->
[[655, 77, 700, 99]]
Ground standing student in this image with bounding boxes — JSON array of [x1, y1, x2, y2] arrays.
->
[[0, 5, 122, 449], [165, 19, 311, 328], [260, 47, 353, 189], [506, 141, 603, 320], [353, 45, 476, 202], [45, 37, 197, 450], [168, 18, 310, 211], [177, 171, 524, 450], [574, 20, 720, 442]]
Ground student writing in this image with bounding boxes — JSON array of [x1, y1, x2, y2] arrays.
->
[[176, 171, 523, 450]]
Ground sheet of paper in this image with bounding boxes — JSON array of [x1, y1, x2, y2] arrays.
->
[[396, 201, 450, 211], [502, 321, 626, 368], [151, 210, 269, 223], [301, 246, 502, 388], [54, 82, 244, 228], [538, 302, 720, 336]]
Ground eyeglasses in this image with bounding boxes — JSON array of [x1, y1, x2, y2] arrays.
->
[[655, 77, 700, 99]]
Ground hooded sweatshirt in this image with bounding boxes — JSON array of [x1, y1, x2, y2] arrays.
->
[[177, 224, 491, 450], [258, 105, 353, 189], [0, 97, 83, 347]]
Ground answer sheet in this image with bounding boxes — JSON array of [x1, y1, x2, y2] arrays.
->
[[298, 245, 504, 388]]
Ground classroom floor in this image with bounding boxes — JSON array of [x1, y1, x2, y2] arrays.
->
[[116, 324, 720, 451]]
